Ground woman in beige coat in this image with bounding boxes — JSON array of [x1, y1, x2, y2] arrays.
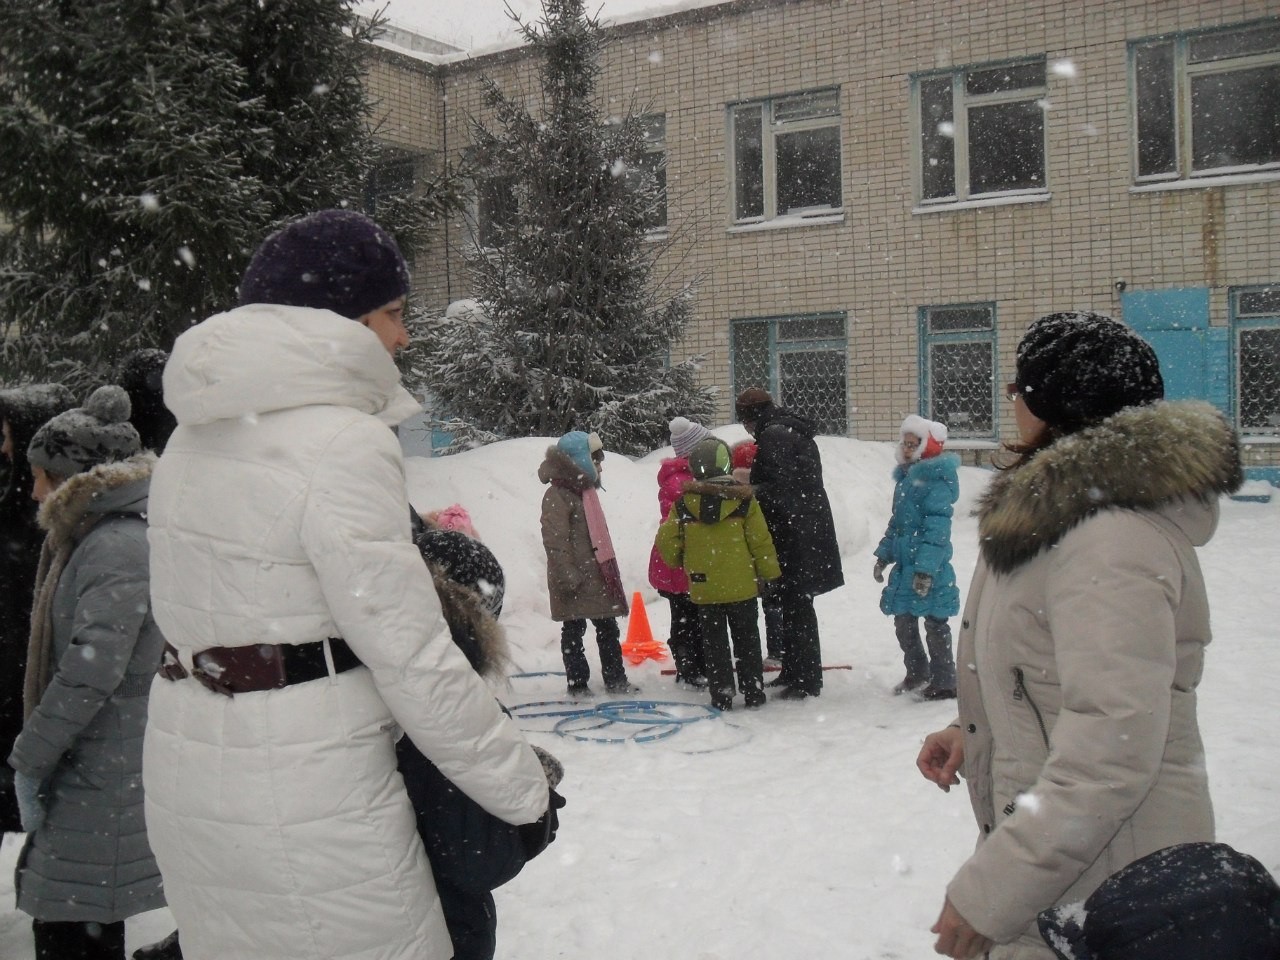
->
[[916, 312, 1243, 960]]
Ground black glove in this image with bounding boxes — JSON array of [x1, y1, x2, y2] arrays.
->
[[912, 572, 933, 597], [755, 577, 778, 598], [873, 559, 887, 583], [518, 787, 566, 861]]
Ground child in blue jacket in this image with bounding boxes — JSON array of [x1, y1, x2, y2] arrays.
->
[[873, 415, 960, 700]]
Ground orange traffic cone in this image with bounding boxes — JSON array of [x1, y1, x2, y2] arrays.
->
[[621, 591, 669, 665]]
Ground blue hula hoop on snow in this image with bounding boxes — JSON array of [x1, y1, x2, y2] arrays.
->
[[510, 698, 722, 745]]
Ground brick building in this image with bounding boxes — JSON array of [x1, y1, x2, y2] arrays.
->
[[365, 0, 1280, 476]]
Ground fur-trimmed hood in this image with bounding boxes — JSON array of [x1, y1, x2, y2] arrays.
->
[[683, 477, 756, 500], [36, 453, 156, 547], [537, 444, 595, 492], [426, 563, 510, 682], [978, 401, 1242, 574]]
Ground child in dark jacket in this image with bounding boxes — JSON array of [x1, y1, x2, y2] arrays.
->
[[655, 437, 781, 711], [402, 508, 565, 960]]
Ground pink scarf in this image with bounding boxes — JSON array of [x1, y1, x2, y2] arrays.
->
[[582, 487, 626, 605]]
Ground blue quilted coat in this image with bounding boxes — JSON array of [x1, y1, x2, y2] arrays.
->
[[874, 452, 960, 618]]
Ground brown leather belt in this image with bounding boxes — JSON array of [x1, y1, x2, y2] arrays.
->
[[158, 638, 362, 696]]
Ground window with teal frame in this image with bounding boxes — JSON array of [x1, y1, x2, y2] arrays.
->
[[731, 313, 847, 435], [919, 303, 996, 440], [1131, 20, 1280, 183], [1232, 285, 1280, 436]]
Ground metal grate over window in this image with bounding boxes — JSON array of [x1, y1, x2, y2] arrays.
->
[[920, 303, 996, 440], [1235, 286, 1280, 436], [732, 314, 847, 435]]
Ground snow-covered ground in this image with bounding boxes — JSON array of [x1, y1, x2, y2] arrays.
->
[[3, 428, 1277, 958]]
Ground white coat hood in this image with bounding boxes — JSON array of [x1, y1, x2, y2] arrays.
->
[[164, 303, 422, 428]]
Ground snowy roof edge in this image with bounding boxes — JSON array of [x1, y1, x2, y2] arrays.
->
[[372, 0, 818, 68]]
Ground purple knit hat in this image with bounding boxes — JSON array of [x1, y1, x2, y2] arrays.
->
[[238, 210, 410, 320]]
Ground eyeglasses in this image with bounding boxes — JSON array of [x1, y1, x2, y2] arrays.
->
[[1004, 382, 1021, 402]]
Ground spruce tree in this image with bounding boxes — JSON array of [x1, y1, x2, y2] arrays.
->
[[0, 0, 451, 391], [409, 0, 715, 456]]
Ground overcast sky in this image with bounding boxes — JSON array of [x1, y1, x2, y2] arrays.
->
[[359, 0, 712, 52]]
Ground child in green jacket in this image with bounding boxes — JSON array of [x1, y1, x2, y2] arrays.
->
[[655, 437, 781, 711]]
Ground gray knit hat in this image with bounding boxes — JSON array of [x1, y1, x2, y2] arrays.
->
[[28, 385, 141, 478]]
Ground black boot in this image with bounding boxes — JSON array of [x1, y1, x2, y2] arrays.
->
[[133, 930, 182, 960], [893, 674, 928, 696]]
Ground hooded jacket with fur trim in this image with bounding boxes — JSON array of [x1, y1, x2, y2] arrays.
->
[[946, 401, 1242, 959], [8, 455, 165, 924], [538, 445, 627, 621]]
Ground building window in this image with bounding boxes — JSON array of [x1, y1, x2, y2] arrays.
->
[[364, 148, 417, 217], [1233, 286, 1280, 436], [919, 303, 996, 440], [631, 114, 667, 231], [1132, 21, 1280, 182], [471, 174, 518, 249], [728, 89, 842, 224], [913, 59, 1047, 203], [731, 314, 847, 435]]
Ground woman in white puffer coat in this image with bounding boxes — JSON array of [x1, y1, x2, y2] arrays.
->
[[143, 210, 549, 960]]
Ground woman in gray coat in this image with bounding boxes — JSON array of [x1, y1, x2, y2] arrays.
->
[[916, 313, 1243, 960], [7, 386, 166, 960]]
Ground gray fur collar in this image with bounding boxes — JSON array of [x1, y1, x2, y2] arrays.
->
[[37, 453, 156, 547], [978, 402, 1241, 574]]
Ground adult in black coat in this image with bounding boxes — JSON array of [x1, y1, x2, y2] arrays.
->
[[0, 383, 73, 832], [736, 388, 844, 699]]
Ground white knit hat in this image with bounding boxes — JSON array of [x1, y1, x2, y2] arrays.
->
[[669, 417, 711, 458]]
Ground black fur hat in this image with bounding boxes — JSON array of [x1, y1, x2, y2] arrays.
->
[[1015, 312, 1164, 433], [0, 383, 75, 454], [0, 382, 75, 500], [115, 348, 177, 454]]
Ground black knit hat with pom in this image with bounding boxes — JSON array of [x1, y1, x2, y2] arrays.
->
[[27, 385, 141, 478], [238, 209, 410, 321], [1015, 311, 1164, 433]]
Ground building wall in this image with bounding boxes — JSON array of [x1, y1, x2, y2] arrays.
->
[[390, 0, 1280, 468], [364, 47, 447, 300]]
